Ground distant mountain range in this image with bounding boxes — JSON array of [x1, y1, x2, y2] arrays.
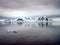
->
[[0, 15, 60, 19], [0, 16, 17, 19], [47, 15, 60, 18]]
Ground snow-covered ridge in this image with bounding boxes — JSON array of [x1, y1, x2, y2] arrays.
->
[[0, 16, 60, 22], [0, 16, 50, 22]]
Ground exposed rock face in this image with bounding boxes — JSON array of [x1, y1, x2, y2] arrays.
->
[[38, 17, 49, 21], [17, 18, 24, 21], [45, 18, 48, 21]]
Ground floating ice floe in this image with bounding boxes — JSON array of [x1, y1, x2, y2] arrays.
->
[[7, 30, 17, 33]]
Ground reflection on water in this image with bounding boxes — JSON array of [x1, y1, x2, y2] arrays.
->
[[38, 22, 49, 27], [0, 22, 53, 28], [0, 22, 60, 45], [17, 22, 23, 25]]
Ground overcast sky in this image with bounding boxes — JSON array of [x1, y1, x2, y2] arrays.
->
[[0, 0, 60, 17]]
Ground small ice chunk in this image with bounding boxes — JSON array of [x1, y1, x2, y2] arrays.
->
[[7, 30, 17, 33]]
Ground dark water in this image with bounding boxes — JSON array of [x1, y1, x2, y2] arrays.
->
[[0, 22, 60, 45]]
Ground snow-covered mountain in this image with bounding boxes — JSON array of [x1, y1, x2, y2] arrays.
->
[[0, 15, 60, 22]]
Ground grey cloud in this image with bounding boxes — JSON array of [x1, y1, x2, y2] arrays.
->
[[55, 0, 60, 9], [0, 0, 27, 9], [0, 0, 60, 9]]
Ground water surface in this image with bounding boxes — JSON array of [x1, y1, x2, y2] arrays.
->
[[0, 22, 60, 45]]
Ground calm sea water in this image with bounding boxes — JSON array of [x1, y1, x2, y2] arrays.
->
[[0, 22, 60, 45]]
